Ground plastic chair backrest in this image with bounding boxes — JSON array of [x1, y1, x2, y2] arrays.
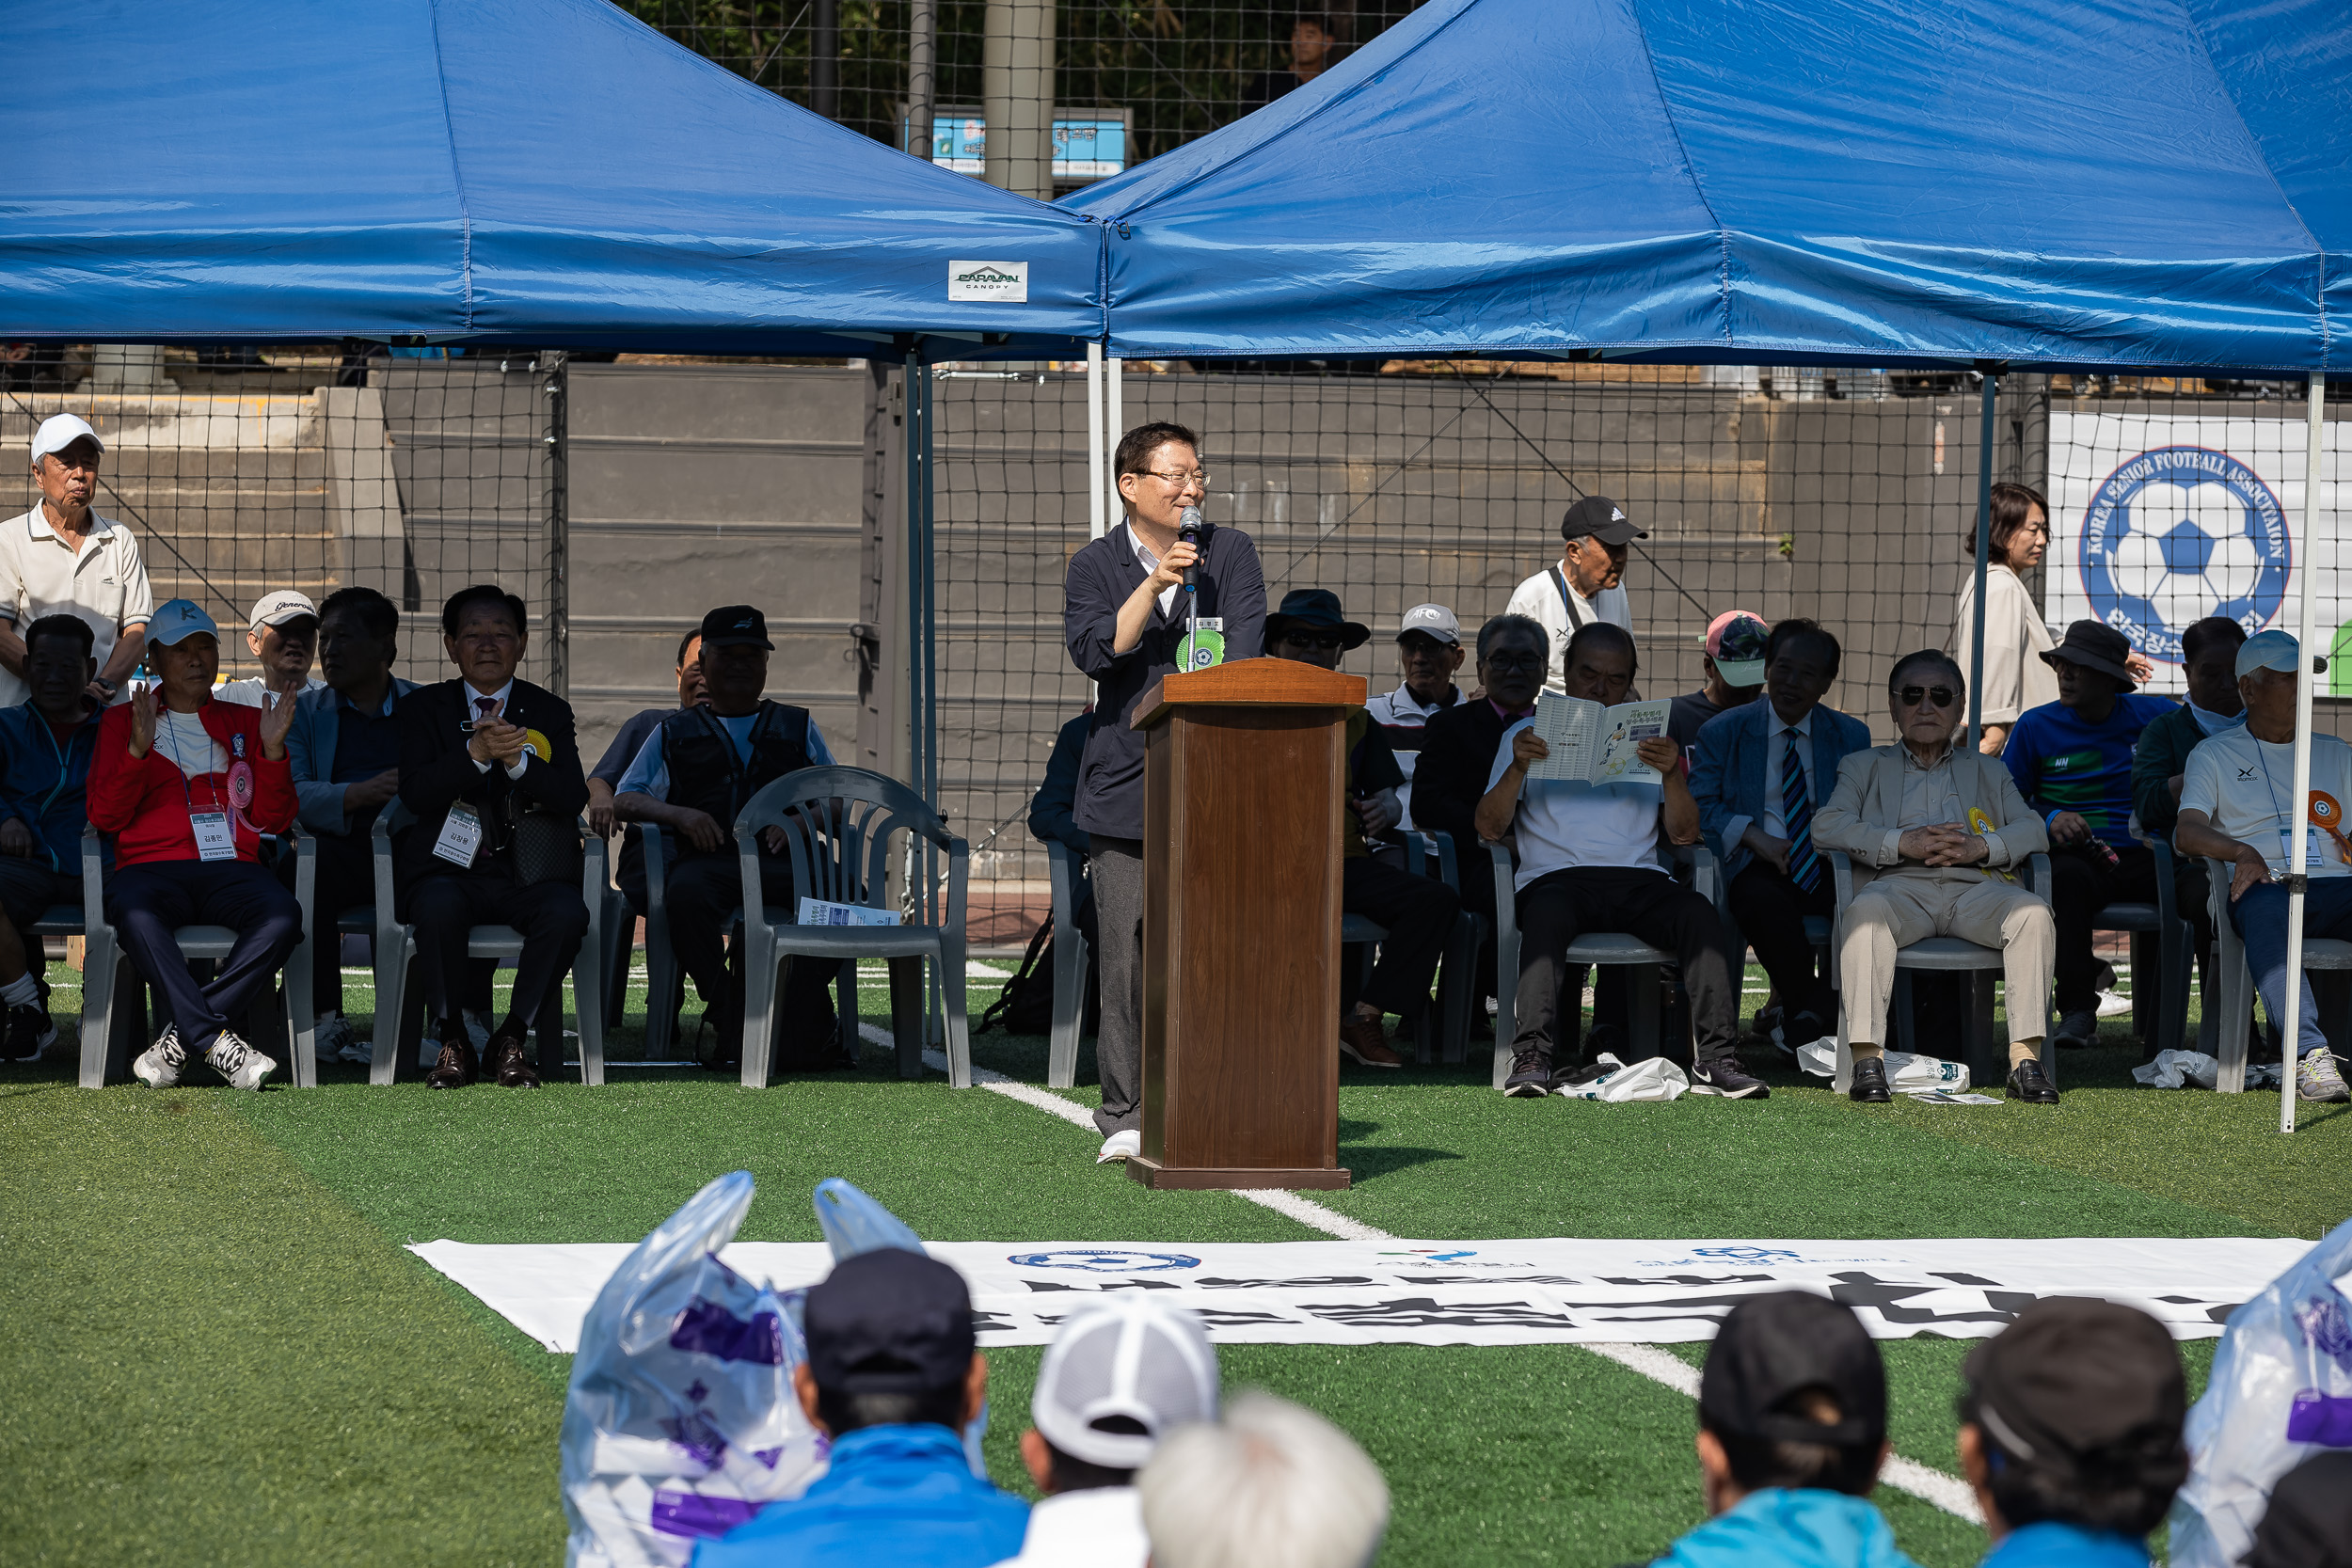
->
[[735, 767, 953, 916]]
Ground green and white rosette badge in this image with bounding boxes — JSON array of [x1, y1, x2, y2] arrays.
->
[[1176, 618, 1226, 671]]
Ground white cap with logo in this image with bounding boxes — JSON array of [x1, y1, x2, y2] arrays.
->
[[31, 413, 103, 467], [1030, 1294, 1219, 1470], [1396, 603, 1461, 646], [248, 589, 320, 630]]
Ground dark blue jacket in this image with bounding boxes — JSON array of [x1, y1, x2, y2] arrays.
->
[[689, 1424, 1028, 1568], [1691, 699, 1875, 883], [285, 677, 420, 836], [1063, 520, 1265, 841], [1028, 712, 1092, 854], [0, 700, 103, 872]]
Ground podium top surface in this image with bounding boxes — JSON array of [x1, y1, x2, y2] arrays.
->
[[1132, 659, 1366, 730]]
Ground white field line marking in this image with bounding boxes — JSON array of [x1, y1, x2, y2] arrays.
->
[[888, 1022, 1981, 1519]]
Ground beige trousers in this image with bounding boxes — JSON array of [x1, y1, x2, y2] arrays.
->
[[1839, 872, 2053, 1056]]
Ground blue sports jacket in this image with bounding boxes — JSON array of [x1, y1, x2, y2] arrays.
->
[[0, 700, 104, 872], [1690, 700, 1875, 885], [689, 1424, 1028, 1568], [1977, 1522, 2150, 1568], [1653, 1488, 1924, 1568]]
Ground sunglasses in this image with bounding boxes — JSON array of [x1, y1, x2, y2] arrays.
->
[[1485, 651, 1545, 673], [1897, 685, 1959, 710], [1281, 632, 1346, 652]]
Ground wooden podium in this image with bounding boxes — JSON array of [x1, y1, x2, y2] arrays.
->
[[1125, 660, 1363, 1190]]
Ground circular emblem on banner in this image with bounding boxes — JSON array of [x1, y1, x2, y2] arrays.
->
[[2079, 445, 2288, 667], [1006, 1249, 1200, 1274]]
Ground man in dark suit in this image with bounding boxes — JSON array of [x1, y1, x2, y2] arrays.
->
[[1062, 420, 1266, 1163], [397, 583, 590, 1089], [1690, 619, 1874, 1057]]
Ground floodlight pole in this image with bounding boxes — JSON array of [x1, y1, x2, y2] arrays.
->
[[905, 0, 935, 158], [1965, 365, 2002, 751], [904, 347, 927, 807], [2280, 372, 2328, 1134], [542, 350, 569, 701]]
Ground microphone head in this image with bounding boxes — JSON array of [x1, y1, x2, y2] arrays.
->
[[1177, 505, 1204, 541]]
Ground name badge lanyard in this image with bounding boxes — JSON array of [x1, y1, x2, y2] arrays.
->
[[2254, 746, 2345, 868], [158, 716, 253, 856], [1549, 566, 1590, 683]]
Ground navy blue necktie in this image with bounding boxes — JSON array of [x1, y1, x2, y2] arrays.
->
[[1783, 729, 1820, 892]]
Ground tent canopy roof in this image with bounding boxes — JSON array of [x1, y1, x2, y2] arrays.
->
[[1067, 0, 2347, 374], [4, 0, 1100, 356]]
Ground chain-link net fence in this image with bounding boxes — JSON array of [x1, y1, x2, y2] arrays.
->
[[0, 346, 558, 691]]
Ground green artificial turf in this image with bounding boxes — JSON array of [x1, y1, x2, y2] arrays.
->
[[5, 954, 2346, 1568]]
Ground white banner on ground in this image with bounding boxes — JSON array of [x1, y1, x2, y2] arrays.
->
[[2048, 410, 2345, 694], [409, 1236, 2308, 1354]]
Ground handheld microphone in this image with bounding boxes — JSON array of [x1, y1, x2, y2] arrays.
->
[[1177, 505, 1204, 594]]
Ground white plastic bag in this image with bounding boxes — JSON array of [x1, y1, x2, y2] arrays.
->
[[2166, 1217, 2350, 1568], [1798, 1039, 1967, 1094], [2132, 1051, 2284, 1090], [1559, 1052, 1689, 1101], [561, 1171, 826, 1568]]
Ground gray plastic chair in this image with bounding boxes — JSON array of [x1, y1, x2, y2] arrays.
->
[[734, 766, 969, 1087], [1043, 839, 1090, 1089], [1827, 848, 2054, 1090], [1486, 838, 1719, 1090], [366, 805, 610, 1085], [2203, 856, 2352, 1093], [1341, 831, 1469, 1065], [634, 821, 696, 1060], [77, 825, 313, 1088]]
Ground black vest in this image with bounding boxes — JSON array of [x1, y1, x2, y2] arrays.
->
[[659, 702, 815, 855]]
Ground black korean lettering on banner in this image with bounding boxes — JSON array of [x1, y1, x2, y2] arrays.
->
[[1598, 1274, 1776, 1287], [1299, 1297, 1585, 1331], [1190, 1275, 1378, 1291]]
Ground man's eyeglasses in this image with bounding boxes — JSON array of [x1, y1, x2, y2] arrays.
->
[[1145, 468, 1209, 488], [1897, 685, 1959, 710], [1280, 633, 1346, 652], [1485, 651, 1545, 673]]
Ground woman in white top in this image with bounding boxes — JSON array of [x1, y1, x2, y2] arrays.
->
[[1952, 483, 2150, 755]]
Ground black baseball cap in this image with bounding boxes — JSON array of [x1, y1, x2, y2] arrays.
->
[[1562, 495, 1645, 546], [803, 1247, 976, 1396], [700, 605, 774, 651], [1700, 1292, 1886, 1448], [1963, 1297, 2187, 1485]]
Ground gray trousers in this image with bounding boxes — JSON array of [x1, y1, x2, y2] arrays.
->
[[1087, 834, 1146, 1136]]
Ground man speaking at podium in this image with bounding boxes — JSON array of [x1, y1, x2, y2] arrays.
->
[[1063, 422, 1267, 1164]]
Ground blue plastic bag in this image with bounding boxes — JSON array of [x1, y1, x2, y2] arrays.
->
[[561, 1172, 826, 1568], [2168, 1217, 2352, 1568]]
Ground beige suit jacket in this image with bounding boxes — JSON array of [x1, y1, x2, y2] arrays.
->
[[1813, 743, 2049, 889]]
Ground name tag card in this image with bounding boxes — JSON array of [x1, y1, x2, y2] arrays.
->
[[434, 802, 485, 868], [190, 812, 236, 863], [797, 897, 901, 928], [2280, 825, 2328, 870]]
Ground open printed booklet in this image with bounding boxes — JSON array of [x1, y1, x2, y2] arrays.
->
[[1523, 693, 1671, 786]]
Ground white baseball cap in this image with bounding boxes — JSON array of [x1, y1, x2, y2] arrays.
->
[[1397, 603, 1461, 646], [31, 413, 103, 467], [1031, 1294, 1219, 1470], [248, 589, 320, 630]]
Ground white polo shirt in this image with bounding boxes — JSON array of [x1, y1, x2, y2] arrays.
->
[[0, 504, 154, 707], [1488, 718, 1665, 890], [1503, 564, 1632, 694]]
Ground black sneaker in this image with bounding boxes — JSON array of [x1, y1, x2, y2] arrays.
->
[[2007, 1058, 2061, 1104], [1691, 1057, 1770, 1099], [2050, 1009, 2098, 1049], [6, 1001, 56, 1062], [1848, 1056, 1892, 1103], [1502, 1048, 1553, 1098], [1752, 1004, 1785, 1044]]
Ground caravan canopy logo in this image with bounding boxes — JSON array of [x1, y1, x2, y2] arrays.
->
[[2079, 445, 2288, 665], [947, 260, 1028, 302]]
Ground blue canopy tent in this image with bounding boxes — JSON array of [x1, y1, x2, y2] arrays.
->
[[1064, 0, 2345, 374], [0, 0, 1098, 356]]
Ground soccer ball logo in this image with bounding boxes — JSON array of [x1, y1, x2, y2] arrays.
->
[[2080, 446, 2288, 666]]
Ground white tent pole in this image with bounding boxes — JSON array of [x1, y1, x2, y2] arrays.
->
[[2281, 372, 2328, 1134], [1087, 341, 1106, 541], [1107, 356, 1125, 482]]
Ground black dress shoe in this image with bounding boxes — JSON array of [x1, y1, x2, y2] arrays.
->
[[492, 1037, 540, 1088], [1849, 1056, 1892, 1102], [2007, 1058, 2061, 1104], [426, 1037, 477, 1088]]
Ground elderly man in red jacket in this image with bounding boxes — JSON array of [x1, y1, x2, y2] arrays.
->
[[88, 599, 301, 1090]]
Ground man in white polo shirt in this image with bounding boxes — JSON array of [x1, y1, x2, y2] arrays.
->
[[217, 589, 326, 708], [0, 414, 153, 710], [2174, 628, 2352, 1103], [1504, 496, 1641, 694]]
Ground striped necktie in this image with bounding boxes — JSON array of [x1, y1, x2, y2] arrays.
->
[[1782, 727, 1821, 892]]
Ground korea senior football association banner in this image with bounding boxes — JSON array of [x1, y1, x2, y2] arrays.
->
[[409, 1236, 2312, 1353], [2049, 411, 2344, 697]]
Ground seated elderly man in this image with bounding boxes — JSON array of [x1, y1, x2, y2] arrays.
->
[[1812, 649, 2056, 1105], [87, 600, 301, 1090], [2173, 629, 2352, 1103], [283, 586, 417, 1063], [1266, 588, 1461, 1069], [0, 614, 107, 1059], [1475, 621, 1764, 1100], [614, 605, 840, 1071]]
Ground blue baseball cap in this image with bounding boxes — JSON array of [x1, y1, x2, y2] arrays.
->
[[145, 599, 220, 648], [2237, 628, 2299, 679]]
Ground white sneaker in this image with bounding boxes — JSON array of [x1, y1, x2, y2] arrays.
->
[[2296, 1049, 2351, 1103], [205, 1031, 278, 1092], [1096, 1129, 1142, 1164], [133, 1024, 185, 1088], [462, 1009, 493, 1050], [2096, 989, 2135, 1019]]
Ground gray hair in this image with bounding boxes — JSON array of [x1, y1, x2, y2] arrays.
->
[[1476, 612, 1548, 664], [1138, 1391, 1390, 1568]]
